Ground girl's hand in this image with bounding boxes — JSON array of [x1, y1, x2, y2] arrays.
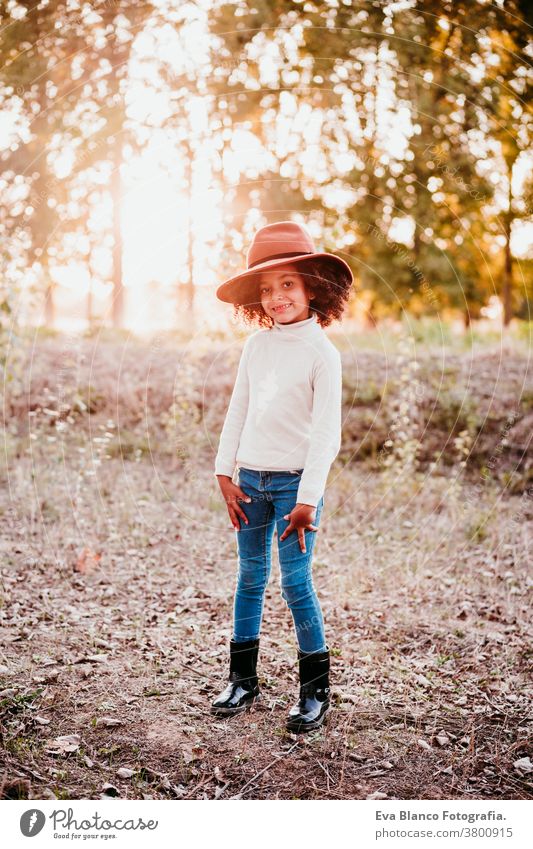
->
[[216, 475, 252, 531], [280, 503, 318, 553]]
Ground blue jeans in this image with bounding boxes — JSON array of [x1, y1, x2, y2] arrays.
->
[[232, 467, 327, 653]]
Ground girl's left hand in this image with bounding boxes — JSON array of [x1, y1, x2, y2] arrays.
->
[[280, 503, 318, 553]]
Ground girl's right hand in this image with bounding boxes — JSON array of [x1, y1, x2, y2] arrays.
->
[[216, 475, 252, 531]]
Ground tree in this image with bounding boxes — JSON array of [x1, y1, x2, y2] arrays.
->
[[480, 2, 532, 324], [0, 1, 158, 329]]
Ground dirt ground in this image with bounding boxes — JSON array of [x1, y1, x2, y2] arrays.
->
[[0, 453, 531, 800]]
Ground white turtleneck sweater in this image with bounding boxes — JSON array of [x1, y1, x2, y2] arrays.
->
[[214, 310, 342, 508]]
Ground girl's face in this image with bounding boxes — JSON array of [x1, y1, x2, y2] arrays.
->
[[258, 263, 314, 324]]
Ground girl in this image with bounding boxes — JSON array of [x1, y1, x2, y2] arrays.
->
[[211, 220, 353, 733]]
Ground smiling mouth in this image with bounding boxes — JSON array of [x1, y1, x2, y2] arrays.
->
[[272, 303, 293, 312]]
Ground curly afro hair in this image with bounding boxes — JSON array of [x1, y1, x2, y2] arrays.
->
[[229, 257, 353, 329]]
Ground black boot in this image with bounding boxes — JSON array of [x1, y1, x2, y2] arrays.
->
[[210, 638, 260, 716], [286, 646, 330, 733]]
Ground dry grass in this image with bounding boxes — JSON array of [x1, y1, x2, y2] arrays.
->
[[0, 334, 531, 800], [4, 332, 532, 489]]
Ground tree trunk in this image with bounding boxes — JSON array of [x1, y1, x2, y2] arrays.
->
[[31, 86, 55, 329], [110, 135, 124, 329], [365, 297, 378, 329]]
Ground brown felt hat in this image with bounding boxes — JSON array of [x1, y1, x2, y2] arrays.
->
[[216, 220, 353, 304]]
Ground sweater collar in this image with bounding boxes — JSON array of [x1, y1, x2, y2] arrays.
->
[[271, 310, 319, 337]]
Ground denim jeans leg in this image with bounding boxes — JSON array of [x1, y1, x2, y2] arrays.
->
[[273, 480, 327, 653], [232, 469, 276, 642]]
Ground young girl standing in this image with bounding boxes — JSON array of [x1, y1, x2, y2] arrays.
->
[[212, 221, 353, 733]]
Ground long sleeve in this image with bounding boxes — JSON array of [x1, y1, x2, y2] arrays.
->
[[214, 338, 251, 479], [296, 347, 342, 508]]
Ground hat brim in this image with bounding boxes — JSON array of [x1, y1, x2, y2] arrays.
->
[[216, 252, 353, 304]]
